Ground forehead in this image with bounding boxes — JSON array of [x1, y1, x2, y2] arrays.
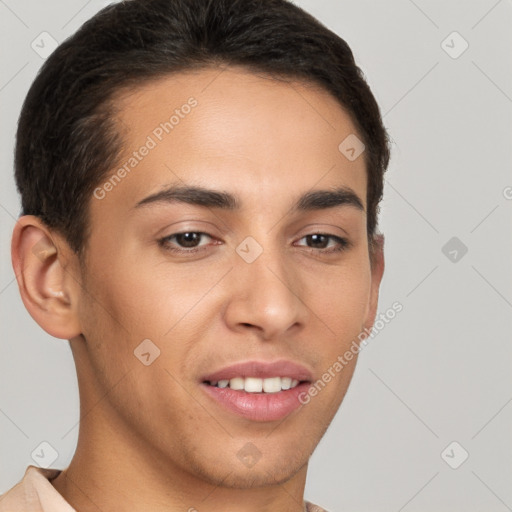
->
[[102, 66, 367, 212]]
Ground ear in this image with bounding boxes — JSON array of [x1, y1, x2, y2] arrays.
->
[[362, 233, 385, 334], [11, 215, 82, 340]]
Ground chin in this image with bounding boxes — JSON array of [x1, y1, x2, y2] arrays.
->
[[185, 444, 310, 489], [210, 461, 307, 489]]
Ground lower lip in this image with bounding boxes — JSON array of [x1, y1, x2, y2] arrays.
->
[[201, 383, 310, 422]]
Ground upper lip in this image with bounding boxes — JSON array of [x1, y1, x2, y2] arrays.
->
[[201, 360, 313, 383]]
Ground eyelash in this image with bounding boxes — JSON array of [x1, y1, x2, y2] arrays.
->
[[157, 231, 351, 255]]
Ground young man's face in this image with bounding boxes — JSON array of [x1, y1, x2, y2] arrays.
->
[[69, 67, 383, 489]]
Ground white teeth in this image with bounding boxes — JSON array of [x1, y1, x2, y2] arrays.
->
[[281, 377, 292, 390], [209, 376, 302, 393], [244, 377, 263, 393], [229, 377, 244, 390], [263, 377, 281, 393]]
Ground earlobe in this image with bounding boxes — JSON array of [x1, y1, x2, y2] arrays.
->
[[11, 215, 82, 340]]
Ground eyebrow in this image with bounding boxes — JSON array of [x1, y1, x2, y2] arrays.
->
[[134, 185, 364, 212]]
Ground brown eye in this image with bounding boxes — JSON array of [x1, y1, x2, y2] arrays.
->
[[296, 234, 350, 253], [158, 232, 214, 253], [173, 232, 203, 248]]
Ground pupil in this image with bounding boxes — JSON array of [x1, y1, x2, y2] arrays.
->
[[309, 234, 327, 248], [177, 232, 200, 247]]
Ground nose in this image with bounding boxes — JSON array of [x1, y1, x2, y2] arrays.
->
[[223, 244, 308, 340]]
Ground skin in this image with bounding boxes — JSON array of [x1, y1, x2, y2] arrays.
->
[[11, 66, 384, 512]]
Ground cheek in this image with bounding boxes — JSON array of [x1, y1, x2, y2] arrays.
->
[[77, 253, 229, 383], [300, 262, 370, 410], [83, 251, 218, 337], [305, 257, 372, 341], [76, 265, 210, 434]]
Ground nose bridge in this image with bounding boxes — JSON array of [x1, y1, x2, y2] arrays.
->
[[225, 236, 307, 337]]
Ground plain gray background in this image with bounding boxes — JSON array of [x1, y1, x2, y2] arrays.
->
[[1, 1, 511, 510]]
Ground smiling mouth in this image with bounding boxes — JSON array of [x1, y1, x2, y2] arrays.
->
[[200, 360, 313, 421], [201, 378, 311, 422], [204, 376, 304, 393]]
